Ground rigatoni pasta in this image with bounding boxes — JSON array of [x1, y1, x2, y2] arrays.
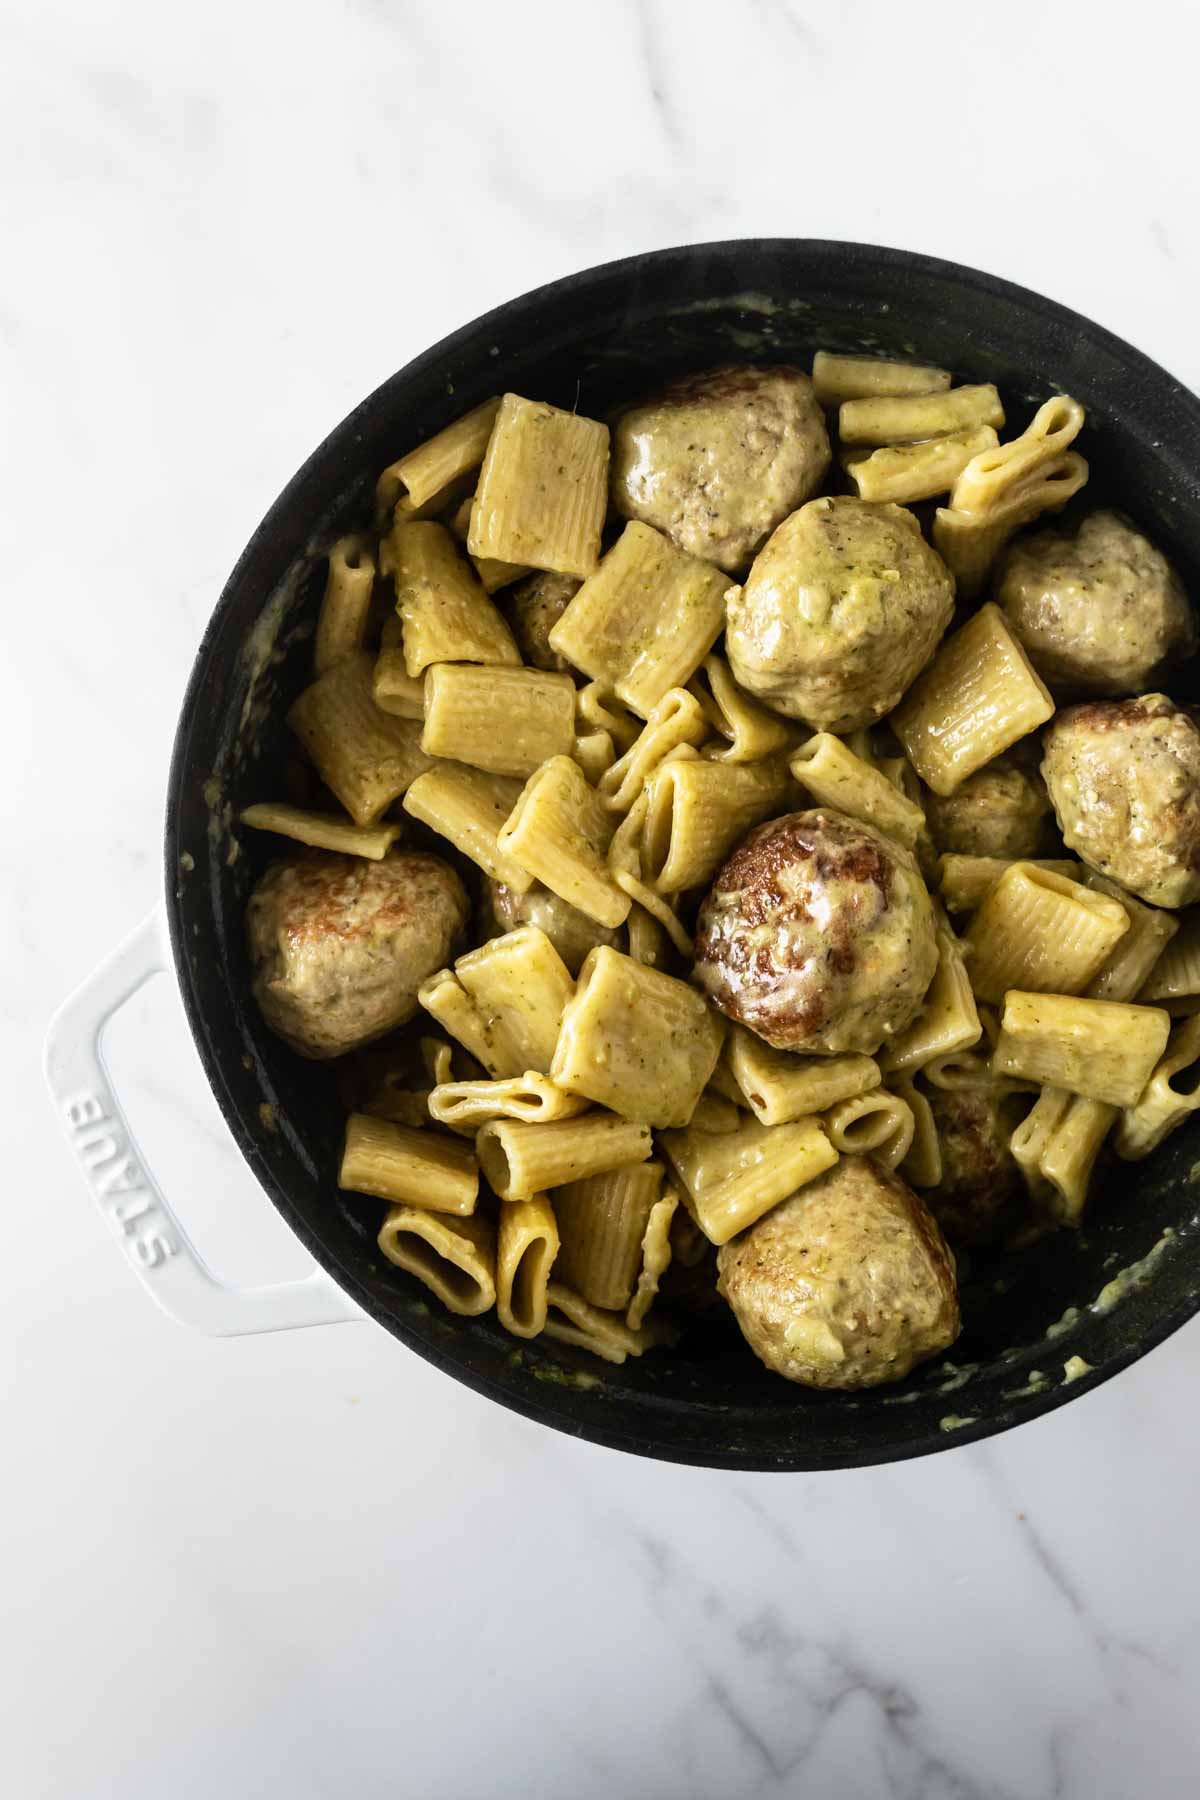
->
[[477, 1111, 653, 1201], [387, 520, 520, 675], [892, 604, 1055, 796], [964, 863, 1130, 1004], [550, 946, 724, 1128], [288, 651, 434, 824], [790, 733, 924, 850], [811, 350, 951, 405], [339, 1113, 478, 1215], [314, 534, 376, 674], [378, 1207, 496, 1316], [838, 383, 1004, 446], [468, 393, 609, 578], [640, 756, 793, 895], [240, 803, 402, 860], [548, 521, 730, 717], [992, 992, 1170, 1108], [496, 1194, 559, 1338], [403, 763, 532, 889], [421, 663, 576, 776], [842, 427, 999, 505], [454, 927, 574, 1077], [553, 1162, 665, 1310], [498, 754, 629, 928], [725, 1025, 880, 1127], [660, 1113, 837, 1245]]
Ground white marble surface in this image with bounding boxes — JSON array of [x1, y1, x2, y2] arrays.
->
[[7, 2, 1200, 1794]]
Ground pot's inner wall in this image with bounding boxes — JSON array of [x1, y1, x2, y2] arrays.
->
[[168, 246, 1200, 1466]]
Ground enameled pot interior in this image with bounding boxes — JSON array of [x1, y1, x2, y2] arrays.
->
[[166, 241, 1200, 1469]]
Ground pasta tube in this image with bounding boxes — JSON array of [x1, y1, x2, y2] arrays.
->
[[937, 854, 1080, 914], [724, 1024, 879, 1127], [598, 688, 710, 815], [811, 350, 951, 404], [823, 1090, 915, 1170], [496, 1193, 559, 1338], [498, 755, 629, 928], [838, 383, 1004, 445], [1084, 875, 1179, 1004], [550, 946, 725, 1128], [453, 927, 574, 1078], [965, 863, 1130, 1004], [543, 1283, 673, 1364], [553, 1161, 665, 1310], [421, 664, 576, 777], [403, 763, 532, 889], [314, 534, 376, 674], [429, 1074, 586, 1135], [882, 922, 981, 1075], [339, 1113, 478, 1215], [660, 1112, 837, 1245], [378, 1207, 496, 1316], [934, 452, 1088, 598], [548, 521, 730, 718], [468, 393, 609, 578], [477, 1112, 652, 1201], [626, 1184, 680, 1331], [1010, 1088, 1117, 1225], [288, 651, 434, 824], [790, 733, 924, 849], [1115, 1015, 1200, 1160], [240, 803, 402, 860], [1137, 914, 1200, 1007], [992, 992, 1170, 1109], [640, 756, 793, 894], [687, 652, 797, 764], [892, 605, 1055, 797], [373, 618, 426, 719], [842, 426, 999, 505], [384, 397, 500, 510], [387, 521, 520, 676]]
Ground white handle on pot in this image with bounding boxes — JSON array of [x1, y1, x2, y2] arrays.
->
[[43, 909, 362, 1336]]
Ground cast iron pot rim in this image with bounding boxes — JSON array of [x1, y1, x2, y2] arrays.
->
[[164, 237, 1200, 1471]]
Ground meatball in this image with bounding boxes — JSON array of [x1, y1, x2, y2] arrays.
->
[[997, 510, 1196, 694], [726, 497, 955, 731], [717, 1158, 960, 1388], [925, 758, 1051, 859], [247, 849, 468, 1058], [924, 1085, 1026, 1245], [693, 808, 938, 1055], [1041, 696, 1200, 907], [505, 571, 580, 674], [481, 878, 620, 976], [610, 364, 830, 574]]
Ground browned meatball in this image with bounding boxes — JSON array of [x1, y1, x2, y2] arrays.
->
[[925, 758, 1051, 859], [505, 571, 580, 674], [1041, 695, 1200, 908], [716, 1158, 960, 1388], [610, 364, 830, 574], [726, 497, 955, 730], [997, 510, 1196, 694], [247, 849, 468, 1058], [481, 878, 620, 976], [692, 809, 938, 1055], [924, 1085, 1026, 1244]]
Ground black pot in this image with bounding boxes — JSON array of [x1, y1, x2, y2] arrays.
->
[[166, 239, 1200, 1471]]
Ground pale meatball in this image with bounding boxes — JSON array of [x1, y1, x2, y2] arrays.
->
[[925, 758, 1051, 859], [505, 571, 580, 674], [481, 878, 620, 976], [610, 364, 830, 574], [716, 1158, 960, 1389], [1041, 696, 1200, 907], [692, 809, 938, 1055], [924, 1086, 1026, 1245], [247, 849, 468, 1058], [726, 497, 955, 731], [997, 510, 1196, 693]]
